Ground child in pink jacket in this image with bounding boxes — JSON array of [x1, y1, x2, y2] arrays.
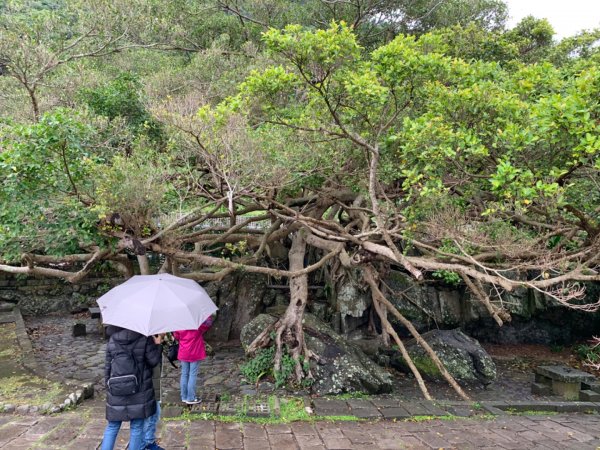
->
[[173, 316, 213, 404]]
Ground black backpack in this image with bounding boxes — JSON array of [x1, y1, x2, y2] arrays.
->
[[107, 338, 142, 396]]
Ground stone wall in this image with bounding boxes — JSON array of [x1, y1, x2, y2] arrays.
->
[[0, 274, 123, 315], [2, 269, 599, 345], [383, 270, 600, 345]]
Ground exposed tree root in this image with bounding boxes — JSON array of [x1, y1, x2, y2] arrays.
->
[[247, 230, 317, 383], [461, 273, 510, 326], [364, 265, 471, 401], [367, 270, 432, 400]]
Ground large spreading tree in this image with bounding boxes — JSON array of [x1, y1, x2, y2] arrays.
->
[[1, 1, 600, 398]]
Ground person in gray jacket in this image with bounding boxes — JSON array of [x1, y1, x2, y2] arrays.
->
[[101, 326, 161, 450]]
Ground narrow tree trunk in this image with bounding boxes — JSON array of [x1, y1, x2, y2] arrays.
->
[[247, 229, 315, 382], [137, 254, 151, 275], [26, 86, 40, 122], [158, 257, 172, 274], [461, 273, 506, 326], [364, 265, 471, 401], [108, 259, 134, 278], [366, 269, 432, 400]]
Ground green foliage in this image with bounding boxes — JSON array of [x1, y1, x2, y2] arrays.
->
[[240, 346, 309, 389], [81, 72, 165, 145], [240, 346, 275, 385], [432, 270, 462, 286], [574, 343, 600, 365], [0, 110, 109, 261], [274, 352, 296, 389]]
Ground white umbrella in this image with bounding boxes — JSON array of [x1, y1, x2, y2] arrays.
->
[[97, 273, 218, 336]]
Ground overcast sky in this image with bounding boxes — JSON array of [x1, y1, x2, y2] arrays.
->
[[504, 0, 600, 39]]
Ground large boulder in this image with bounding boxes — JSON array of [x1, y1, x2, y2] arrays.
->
[[204, 272, 274, 341], [391, 329, 496, 385], [337, 272, 371, 334], [240, 313, 393, 395]]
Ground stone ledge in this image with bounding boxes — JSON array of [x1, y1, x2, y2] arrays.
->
[[483, 400, 600, 414], [5, 307, 96, 416], [0, 382, 94, 416]]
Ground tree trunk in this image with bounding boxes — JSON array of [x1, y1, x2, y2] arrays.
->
[[247, 229, 315, 382], [137, 254, 151, 275], [26, 86, 40, 122]]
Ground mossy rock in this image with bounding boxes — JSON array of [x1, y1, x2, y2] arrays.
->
[[240, 313, 393, 395], [391, 329, 496, 385]]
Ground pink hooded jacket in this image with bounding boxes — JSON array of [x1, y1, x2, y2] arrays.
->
[[173, 316, 213, 362]]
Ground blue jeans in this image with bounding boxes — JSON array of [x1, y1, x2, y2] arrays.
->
[[101, 418, 144, 450], [180, 360, 200, 402], [140, 401, 161, 449]]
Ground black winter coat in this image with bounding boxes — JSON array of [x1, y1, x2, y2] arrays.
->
[[104, 326, 161, 422]]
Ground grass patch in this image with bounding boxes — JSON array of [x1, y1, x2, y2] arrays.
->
[[0, 323, 19, 360], [332, 392, 370, 400], [0, 375, 65, 406], [507, 409, 558, 416], [408, 415, 456, 422], [169, 396, 360, 424]]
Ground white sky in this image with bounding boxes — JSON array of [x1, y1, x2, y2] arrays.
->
[[504, 0, 600, 39]]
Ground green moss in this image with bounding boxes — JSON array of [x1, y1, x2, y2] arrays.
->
[[409, 415, 455, 422], [0, 323, 19, 359], [332, 391, 370, 400], [0, 375, 66, 406], [170, 397, 360, 424], [410, 356, 441, 377]]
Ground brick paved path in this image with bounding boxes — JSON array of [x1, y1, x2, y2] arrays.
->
[[1, 402, 600, 450]]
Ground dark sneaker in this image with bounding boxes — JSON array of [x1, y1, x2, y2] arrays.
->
[[145, 442, 165, 450], [184, 397, 202, 405]]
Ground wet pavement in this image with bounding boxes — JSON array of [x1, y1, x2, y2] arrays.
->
[[24, 313, 565, 403], [0, 312, 599, 449], [1, 400, 600, 449]]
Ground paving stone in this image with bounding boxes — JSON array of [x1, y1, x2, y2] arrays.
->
[[445, 405, 475, 417], [161, 422, 188, 447], [290, 422, 318, 436], [23, 417, 64, 437], [380, 406, 412, 419], [402, 402, 435, 416], [342, 429, 375, 444], [346, 399, 376, 410], [370, 397, 403, 408], [266, 424, 292, 434], [422, 401, 451, 416], [162, 405, 184, 418], [268, 432, 298, 448], [481, 404, 507, 415], [42, 417, 86, 447], [322, 436, 353, 449], [312, 398, 350, 416], [0, 424, 29, 448], [243, 438, 271, 450], [216, 429, 243, 449], [352, 407, 382, 418], [242, 424, 266, 440]]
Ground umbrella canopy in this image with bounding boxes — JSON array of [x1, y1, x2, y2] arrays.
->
[[97, 273, 218, 336]]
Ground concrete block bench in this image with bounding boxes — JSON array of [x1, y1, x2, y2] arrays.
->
[[533, 365, 596, 400]]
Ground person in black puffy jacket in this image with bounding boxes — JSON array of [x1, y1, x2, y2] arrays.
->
[[101, 326, 162, 450]]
